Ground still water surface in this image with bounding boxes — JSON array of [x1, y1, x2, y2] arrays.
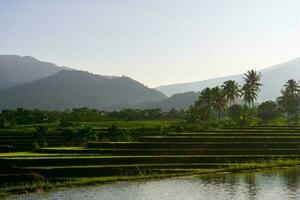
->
[[10, 168, 300, 200]]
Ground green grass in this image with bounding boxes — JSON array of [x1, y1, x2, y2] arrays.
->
[[13, 119, 179, 129], [24, 163, 232, 170], [82, 120, 179, 128], [86, 141, 300, 150], [35, 148, 300, 156], [5, 154, 300, 159]]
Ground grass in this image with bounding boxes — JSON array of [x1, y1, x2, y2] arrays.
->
[[14, 120, 179, 129], [5, 154, 300, 159], [86, 141, 300, 150], [24, 163, 232, 170]]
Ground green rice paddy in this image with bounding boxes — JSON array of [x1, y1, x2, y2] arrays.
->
[[2, 124, 300, 196]]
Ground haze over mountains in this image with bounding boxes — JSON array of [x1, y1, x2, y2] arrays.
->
[[0, 55, 68, 89], [157, 57, 300, 102], [0, 55, 166, 110], [137, 92, 200, 112], [0, 55, 300, 111]]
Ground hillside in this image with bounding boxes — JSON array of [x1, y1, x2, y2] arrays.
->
[[0, 70, 167, 111], [136, 92, 200, 111], [157, 57, 300, 102], [0, 55, 69, 89]]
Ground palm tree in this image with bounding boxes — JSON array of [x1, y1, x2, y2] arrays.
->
[[277, 79, 300, 123], [211, 86, 227, 123], [284, 79, 300, 95], [199, 87, 213, 107], [241, 70, 262, 108], [189, 87, 213, 126], [222, 80, 241, 106]]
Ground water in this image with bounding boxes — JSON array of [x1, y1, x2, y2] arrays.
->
[[10, 168, 300, 200]]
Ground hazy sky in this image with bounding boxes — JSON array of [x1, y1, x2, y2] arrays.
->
[[1, 0, 300, 87]]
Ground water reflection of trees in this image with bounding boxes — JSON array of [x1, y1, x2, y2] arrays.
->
[[243, 173, 258, 200], [281, 168, 300, 199], [197, 168, 300, 200]]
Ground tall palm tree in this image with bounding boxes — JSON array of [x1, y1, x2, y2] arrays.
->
[[191, 87, 213, 124], [211, 86, 227, 123], [241, 70, 262, 108], [277, 79, 300, 123], [199, 87, 213, 107], [222, 80, 241, 106], [284, 79, 300, 95]]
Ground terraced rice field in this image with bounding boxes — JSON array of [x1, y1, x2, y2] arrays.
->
[[0, 130, 64, 151], [2, 126, 300, 188]]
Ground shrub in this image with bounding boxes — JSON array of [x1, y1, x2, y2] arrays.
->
[[73, 125, 97, 145], [220, 117, 237, 128], [62, 128, 76, 145], [120, 128, 136, 141], [33, 126, 48, 147], [228, 104, 243, 123], [58, 118, 77, 128], [106, 124, 136, 141], [0, 117, 14, 129], [107, 123, 119, 140], [169, 124, 184, 132], [257, 101, 280, 123], [159, 126, 168, 135]]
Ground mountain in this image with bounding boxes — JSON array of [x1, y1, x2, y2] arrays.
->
[[0, 70, 167, 111], [136, 91, 200, 111], [157, 57, 300, 102], [0, 55, 68, 89]]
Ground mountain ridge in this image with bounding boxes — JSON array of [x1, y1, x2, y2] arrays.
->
[[0, 55, 70, 89], [156, 57, 300, 102], [0, 69, 167, 111]]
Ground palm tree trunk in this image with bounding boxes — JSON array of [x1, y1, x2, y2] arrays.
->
[[218, 110, 221, 123]]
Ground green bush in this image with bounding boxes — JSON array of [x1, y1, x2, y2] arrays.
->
[[106, 124, 136, 141], [62, 128, 76, 145], [159, 126, 168, 135], [58, 118, 77, 128], [169, 124, 184, 132], [33, 126, 48, 148], [73, 125, 97, 145], [220, 117, 237, 128]]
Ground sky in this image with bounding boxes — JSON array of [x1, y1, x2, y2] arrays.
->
[[1, 0, 300, 87]]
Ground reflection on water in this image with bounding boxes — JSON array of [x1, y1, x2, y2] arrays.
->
[[10, 167, 300, 200]]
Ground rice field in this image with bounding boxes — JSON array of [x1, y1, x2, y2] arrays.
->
[[2, 124, 300, 196]]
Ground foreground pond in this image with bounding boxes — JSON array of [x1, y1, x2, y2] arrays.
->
[[10, 167, 300, 200]]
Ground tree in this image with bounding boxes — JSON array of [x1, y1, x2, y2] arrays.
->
[[33, 126, 48, 148], [241, 70, 262, 107], [222, 80, 241, 106], [211, 86, 227, 123], [186, 87, 213, 127], [228, 104, 243, 123], [0, 116, 8, 129], [257, 101, 280, 123], [277, 79, 300, 124]]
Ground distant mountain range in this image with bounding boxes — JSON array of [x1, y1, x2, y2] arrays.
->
[[137, 91, 200, 112], [0, 55, 69, 89], [0, 56, 166, 110], [1, 55, 300, 111], [157, 57, 300, 102]]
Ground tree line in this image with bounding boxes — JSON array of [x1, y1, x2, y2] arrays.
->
[[0, 69, 299, 128], [0, 107, 183, 128], [186, 70, 300, 128]]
